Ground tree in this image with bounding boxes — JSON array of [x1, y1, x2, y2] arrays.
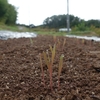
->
[[70, 15, 81, 27], [5, 4, 17, 25], [0, 0, 8, 23], [43, 15, 66, 28], [43, 14, 81, 28], [86, 20, 100, 28], [0, 0, 8, 17], [0, 0, 17, 25]]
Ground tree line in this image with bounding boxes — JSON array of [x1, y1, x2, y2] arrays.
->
[[43, 14, 100, 30], [0, 0, 17, 25]]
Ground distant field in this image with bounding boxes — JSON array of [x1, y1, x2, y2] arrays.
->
[[0, 24, 100, 36]]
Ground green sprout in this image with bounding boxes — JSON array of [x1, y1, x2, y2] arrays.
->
[[54, 38, 66, 51], [49, 44, 56, 65], [53, 35, 57, 44], [43, 44, 56, 90], [57, 38, 61, 49], [40, 43, 64, 90], [58, 54, 64, 89], [82, 39, 85, 45], [30, 38, 33, 45], [62, 38, 66, 51]]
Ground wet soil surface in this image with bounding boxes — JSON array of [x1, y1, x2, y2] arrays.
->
[[0, 35, 100, 100]]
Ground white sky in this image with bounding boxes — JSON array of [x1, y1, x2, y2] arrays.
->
[[8, 0, 100, 26]]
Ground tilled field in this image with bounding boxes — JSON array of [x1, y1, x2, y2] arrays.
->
[[0, 35, 100, 100]]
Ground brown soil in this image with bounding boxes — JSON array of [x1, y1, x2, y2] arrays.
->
[[0, 35, 100, 100]]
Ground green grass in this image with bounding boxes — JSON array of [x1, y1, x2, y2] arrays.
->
[[0, 24, 66, 36], [67, 31, 97, 36], [0, 24, 18, 31], [34, 31, 67, 36], [0, 24, 29, 32], [0, 24, 100, 36], [29, 27, 67, 36]]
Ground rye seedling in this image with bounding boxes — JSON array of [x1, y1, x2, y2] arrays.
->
[[53, 36, 62, 48], [58, 54, 64, 89], [57, 38, 61, 49], [54, 37, 66, 51], [39, 53, 45, 87], [53, 35, 57, 44], [43, 44, 56, 90], [82, 39, 85, 45], [62, 38, 66, 51], [30, 38, 33, 46]]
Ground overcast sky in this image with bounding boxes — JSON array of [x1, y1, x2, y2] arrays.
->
[[8, 0, 100, 26]]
